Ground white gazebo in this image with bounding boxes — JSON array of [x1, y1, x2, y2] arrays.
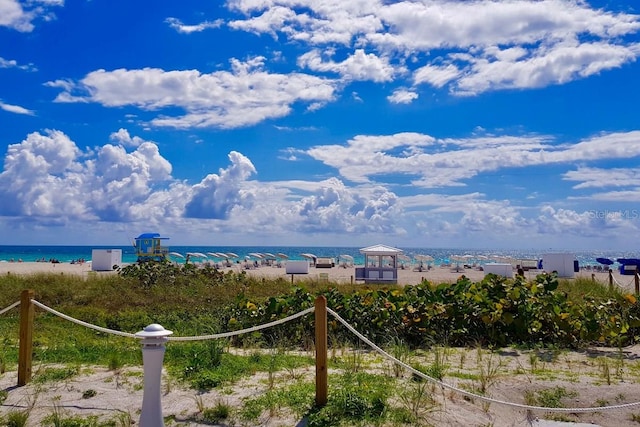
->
[[355, 244, 404, 284]]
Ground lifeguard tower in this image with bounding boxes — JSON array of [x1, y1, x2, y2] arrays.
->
[[355, 244, 403, 284], [134, 233, 170, 262]]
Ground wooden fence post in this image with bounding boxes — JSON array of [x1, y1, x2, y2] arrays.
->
[[18, 289, 35, 386], [609, 270, 613, 291], [315, 295, 328, 407], [635, 271, 639, 295]]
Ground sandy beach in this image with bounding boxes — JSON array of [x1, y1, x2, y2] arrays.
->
[[0, 260, 635, 291]]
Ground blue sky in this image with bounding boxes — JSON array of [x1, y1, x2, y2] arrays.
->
[[1, 0, 640, 250]]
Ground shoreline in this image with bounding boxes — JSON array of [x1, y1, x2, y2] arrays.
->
[[0, 261, 633, 290]]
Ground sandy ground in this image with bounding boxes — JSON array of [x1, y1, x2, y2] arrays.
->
[[2, 262, 640, 426], [3, 345, 640, 426], [0, 260, 634, 291]]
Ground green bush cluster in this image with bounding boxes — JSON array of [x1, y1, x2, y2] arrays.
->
[[223, 273, 640, 348]]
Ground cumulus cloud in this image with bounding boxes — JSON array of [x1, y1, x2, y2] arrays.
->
[[48, 58, 337, 129], [294, 178, 401, 233], [184, 151, 257, 219], [0, 130, 174, 221], [1, 127, 640, 245], [109, 128, 145, 148]]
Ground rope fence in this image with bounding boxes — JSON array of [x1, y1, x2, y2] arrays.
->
[[0, 300, 19, 316], [2, 293, 640, 417], [326, 307, 640, 413]]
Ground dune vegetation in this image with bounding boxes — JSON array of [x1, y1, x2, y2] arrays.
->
[[1, 263, 640, 426]]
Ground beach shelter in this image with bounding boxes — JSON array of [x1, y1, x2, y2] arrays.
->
[[356, 244, 403, 284]]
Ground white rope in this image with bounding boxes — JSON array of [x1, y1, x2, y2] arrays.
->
[[326, 307, 640, 413], [168, 307, 315, 341], [25, 296, 640, 413], [31, 300, 138, 338], [0, 300, 20, 316], [30, 298, 314, 341], [611, 273, 636, 289]]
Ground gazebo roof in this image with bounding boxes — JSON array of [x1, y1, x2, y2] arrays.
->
[[359, 244, 403, 256]]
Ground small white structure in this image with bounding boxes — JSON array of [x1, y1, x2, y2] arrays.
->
[[91, 249, 122, 271], [286, 260, 309, 274], [483, 263, 513, 278], [355, 244, 403, 284], [542, 253, 577, 278]]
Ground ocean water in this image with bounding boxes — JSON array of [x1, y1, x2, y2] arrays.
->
[[0, 245, 635, 267]]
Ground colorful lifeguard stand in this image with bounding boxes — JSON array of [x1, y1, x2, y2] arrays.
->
[[134, 233, 170, 262]]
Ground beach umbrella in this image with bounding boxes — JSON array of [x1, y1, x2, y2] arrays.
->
[[248, 252, 264, 259], [262, 252, 277, 259], [226, 252, 239, 259], [187, 252, 208, 258], [169, 252, 184, 258], [276, 253, 289, 259], [596, 257, 614, 265]]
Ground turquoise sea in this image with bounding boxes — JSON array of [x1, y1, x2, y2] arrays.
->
[[0, 245, 636, 267]]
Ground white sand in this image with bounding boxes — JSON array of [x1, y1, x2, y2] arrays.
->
[[0, 260, 632, 290]]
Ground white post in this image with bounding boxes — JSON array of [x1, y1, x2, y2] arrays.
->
[[136, 324, 173, 427]]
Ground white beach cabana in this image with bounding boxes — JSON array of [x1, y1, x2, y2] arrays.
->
[[355, 244, 403, 284]]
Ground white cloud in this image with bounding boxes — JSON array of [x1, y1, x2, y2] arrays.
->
[[0, 100, 34, 115], [227, 0, 640, 96], [293, 178, 402, 233], [387, 89, 418, 104], [454, 41, 640, 95], [0, 0, 62, 32], [1, 128, 640, 246], [564, 167, 640, 189], [0, 130, 173, 221], [48, 58, 338, 129], [297, 49, 398, 82], [413, 64, 460, 88], [165, 17, 223, 34], [305, 131, 640, 188], [0, 56, 36, 71], [109, 128, 144, 148], [227, 2, 382, 45], [184, 151, 257, 219]]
